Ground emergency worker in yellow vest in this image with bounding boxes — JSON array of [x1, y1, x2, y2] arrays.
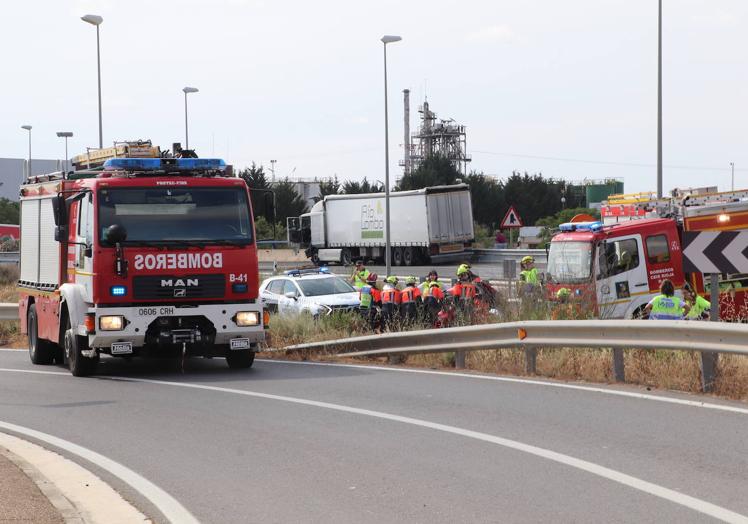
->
[[419, 270, 442, 295], [450, 264, 478, 316], [422, 280, 445, 324], [399, 276, 421, 324], [350, 260, 370, 289], [380, 276, 401, 329], [519, 256, 540, 292], [644, 279, 690, 320], [683, 282, 710, 320], [359, 273, 381, 329]]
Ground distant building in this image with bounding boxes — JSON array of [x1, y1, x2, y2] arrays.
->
[[273, 177, 337, 209], [0, 158, 69, 201]]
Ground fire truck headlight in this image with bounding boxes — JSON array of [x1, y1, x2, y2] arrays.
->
[[234, 311, 260, 327], [99, 315, 125, 331]]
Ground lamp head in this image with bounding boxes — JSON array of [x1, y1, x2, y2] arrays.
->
[[183, 87, 199, 94], [21, 125, 32, 131], [381, 35, 402, 44], [81, 14, 103, 26], [56, 131, 73, 138]]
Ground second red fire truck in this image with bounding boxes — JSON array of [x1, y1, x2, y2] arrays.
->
[[19, 144, 267, 376], [545, 189, 748, 319]]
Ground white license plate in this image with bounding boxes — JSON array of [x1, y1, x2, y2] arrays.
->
[[230, 338, 251, 350], [111, 342, 133, 355]]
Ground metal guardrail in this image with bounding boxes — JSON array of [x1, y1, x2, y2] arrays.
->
[[473, 248, 547, 264], [0, 303, 18, 321], [285, 320, 748, 393], [0, 252, 20, 265]]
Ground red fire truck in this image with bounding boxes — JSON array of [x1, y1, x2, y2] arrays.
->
[[545, 189, 748, 319], [19, 147, 266, 376]]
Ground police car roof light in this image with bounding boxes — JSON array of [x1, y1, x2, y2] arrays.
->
[[284, 268, 329, 277]]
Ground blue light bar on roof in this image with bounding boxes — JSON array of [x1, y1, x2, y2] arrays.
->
[[559, 221, 603, 232], [103, 158, 226, 172]]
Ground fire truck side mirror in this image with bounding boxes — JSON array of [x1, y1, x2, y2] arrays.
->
[[105, 224, 128, 244], [51, 195, 66, 227], [54, 226, 67, 242]]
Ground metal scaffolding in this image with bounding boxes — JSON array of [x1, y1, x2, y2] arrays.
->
[[400, 98, 471, 177]]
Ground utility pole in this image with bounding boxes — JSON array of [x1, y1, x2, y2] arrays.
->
[[657, 0, 663, 198]]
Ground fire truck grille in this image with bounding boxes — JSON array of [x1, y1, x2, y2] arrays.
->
[[133, 274, 226, 300]]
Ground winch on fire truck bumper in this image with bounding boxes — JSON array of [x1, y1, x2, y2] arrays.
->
[[85, 303, 264, 352]]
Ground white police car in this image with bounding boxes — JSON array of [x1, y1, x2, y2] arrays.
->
[[260, 268, 360, 317]]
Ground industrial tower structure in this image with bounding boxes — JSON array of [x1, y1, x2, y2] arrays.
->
[[400, 91, 471, 178]]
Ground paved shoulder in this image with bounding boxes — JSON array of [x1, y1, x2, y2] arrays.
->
[[0, 450, 63, 524]]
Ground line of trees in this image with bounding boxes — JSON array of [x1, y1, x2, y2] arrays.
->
[[397, 154, 586, 229], [238, 155, 592, 240]]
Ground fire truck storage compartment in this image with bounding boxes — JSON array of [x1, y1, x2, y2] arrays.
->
[[20, 196, 60, 287]]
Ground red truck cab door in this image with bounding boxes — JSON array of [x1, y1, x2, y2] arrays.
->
[[73, 192, 95, 303]]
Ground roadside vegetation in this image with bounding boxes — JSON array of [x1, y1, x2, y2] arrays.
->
[[263, 295, 748, 402], [0, 265, 23, 347]]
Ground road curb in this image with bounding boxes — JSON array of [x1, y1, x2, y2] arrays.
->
[[1, 445, 83, 523], [0, 431, 150, 523]]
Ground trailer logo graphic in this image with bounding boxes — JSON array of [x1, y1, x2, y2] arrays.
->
[[360, 202, 384, 239]]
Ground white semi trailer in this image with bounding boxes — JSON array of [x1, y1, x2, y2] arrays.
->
[[287, 184, 474, 266]]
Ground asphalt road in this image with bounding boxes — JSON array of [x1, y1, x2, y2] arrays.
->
[[1, 350, 747, 523]]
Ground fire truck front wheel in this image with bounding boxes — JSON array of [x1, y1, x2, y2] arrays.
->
[[64, 320, 99, 377], [226, 349, 255, 369], [28, 304, 55, 365]]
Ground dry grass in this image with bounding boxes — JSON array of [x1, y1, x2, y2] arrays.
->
[[399, 347, 748, 401], [266, 293, 748, 402], [0, 269, 24, 347]]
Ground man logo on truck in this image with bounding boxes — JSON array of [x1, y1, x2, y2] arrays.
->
[[160, 279, 199, 288]]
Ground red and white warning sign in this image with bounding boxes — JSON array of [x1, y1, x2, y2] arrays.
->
[[500, 206, 523, 228]]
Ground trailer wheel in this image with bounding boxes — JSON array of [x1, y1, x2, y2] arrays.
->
[[393, 247, 404, 266], [402, 247, 414, 266], [28, 304, 54, 365], [226, 349, 255, 369], [340, 248, 352, 266], [64, 320, 98, 377]]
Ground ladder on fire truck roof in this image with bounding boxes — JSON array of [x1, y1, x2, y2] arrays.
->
[[71, 140, 160, 170]]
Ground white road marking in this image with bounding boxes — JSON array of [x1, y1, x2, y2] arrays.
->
[[0, 365, 746, 521], [257, 359, 748, 416], [0, 420, 198, 524], [0, 431, 149, 523], [2, 350, 747, 415], [103, 376, 747, 523]]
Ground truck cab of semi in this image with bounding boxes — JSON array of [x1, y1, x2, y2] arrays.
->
[[19, 145, 266, 376]]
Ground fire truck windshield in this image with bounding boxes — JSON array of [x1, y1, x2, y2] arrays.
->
[[98, 187, 253, 245], [547, 241, 593, 283]]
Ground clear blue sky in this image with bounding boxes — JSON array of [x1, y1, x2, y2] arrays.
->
[[2, 0, 747, 194]]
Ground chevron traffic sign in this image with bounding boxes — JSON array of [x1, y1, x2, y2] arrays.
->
[[682, 231, 748, 274]]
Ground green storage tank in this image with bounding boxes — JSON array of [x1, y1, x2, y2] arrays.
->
[[586, 180, 624, 205]]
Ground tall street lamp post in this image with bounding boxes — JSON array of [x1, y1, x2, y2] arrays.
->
[[730, 162, 735, 191], [21, 125, 32, 180], [81, 14, 104, 148], [182, 87, 199, 150], [657, 0, 663, 199], [381, 34, 402, 277], [56, 132, 74, 173]]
